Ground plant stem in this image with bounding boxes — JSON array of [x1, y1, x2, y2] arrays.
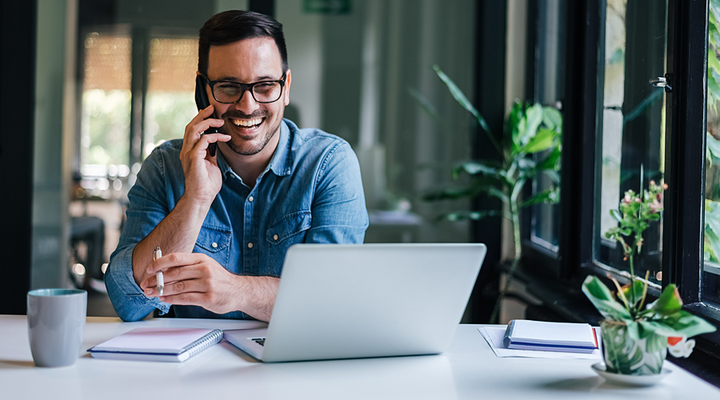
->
[[489, 198, 522, 323], [629, 250, 637, 316]]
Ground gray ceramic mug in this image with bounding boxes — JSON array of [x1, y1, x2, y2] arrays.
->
[[27, 289, 87, 367]]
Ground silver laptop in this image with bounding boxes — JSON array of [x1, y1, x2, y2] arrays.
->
[[224, 243, 486, 362]]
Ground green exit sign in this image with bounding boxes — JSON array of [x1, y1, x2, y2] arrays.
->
[[303, 0, 352, 15]]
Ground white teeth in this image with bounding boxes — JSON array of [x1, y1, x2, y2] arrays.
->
[[232, 118, 262, 127]]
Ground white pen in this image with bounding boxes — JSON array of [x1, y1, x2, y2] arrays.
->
[[153, 247, 164, 297]]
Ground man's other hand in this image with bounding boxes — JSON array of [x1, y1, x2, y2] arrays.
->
[[140, 252, 242, 315]]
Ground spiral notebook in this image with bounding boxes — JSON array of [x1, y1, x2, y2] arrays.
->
[[88, 327, 224, 362]]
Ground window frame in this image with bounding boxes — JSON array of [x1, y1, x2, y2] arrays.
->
[[528, 0, 720, 356]]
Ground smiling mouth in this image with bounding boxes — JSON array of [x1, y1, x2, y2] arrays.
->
[[230, 118, 263, 129]]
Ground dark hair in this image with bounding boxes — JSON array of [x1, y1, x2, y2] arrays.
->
[[198, 10, 288, 77]]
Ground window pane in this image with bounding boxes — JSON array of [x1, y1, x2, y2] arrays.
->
[[703, 3, 720, 305], [144, 37, 199, 158], [595, 0, 667, 285], [81, 33, 132, 168], [530, 0, 565, 251]]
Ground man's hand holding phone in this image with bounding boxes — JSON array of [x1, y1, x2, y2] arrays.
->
[[181, 105, 231, 206]]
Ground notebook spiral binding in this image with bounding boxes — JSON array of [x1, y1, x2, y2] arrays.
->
[[182, 329, 224, 358]]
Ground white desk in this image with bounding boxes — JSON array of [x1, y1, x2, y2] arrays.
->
[[1, 315, 719, 399]]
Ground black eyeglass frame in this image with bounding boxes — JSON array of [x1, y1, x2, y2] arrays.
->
[[201, 73, 287, 104]]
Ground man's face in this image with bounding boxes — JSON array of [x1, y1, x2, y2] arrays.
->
[[206, 37, 291, 156]]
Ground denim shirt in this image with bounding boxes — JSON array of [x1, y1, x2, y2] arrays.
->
[[105, 119, 368, 321]]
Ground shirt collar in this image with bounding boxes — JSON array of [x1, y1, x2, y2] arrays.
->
[[218, 120, 293, 181]]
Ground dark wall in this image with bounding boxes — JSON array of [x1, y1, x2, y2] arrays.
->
[[0, 1, 37, 314]]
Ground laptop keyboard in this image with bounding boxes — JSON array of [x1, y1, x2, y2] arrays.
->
[[251, 337, 266, 346]]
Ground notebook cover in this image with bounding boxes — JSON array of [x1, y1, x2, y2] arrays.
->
[[88, 327, 223, 362]]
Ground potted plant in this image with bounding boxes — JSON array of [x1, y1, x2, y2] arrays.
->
[[582, 181, 716, 375], [413, 65, 562, 323]]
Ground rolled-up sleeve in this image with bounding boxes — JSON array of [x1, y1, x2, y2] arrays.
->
[[105, 148, 173, 321]]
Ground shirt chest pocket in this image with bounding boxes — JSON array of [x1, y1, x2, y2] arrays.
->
[[266, 211, 312, 245], [194, 225, 231, 266]]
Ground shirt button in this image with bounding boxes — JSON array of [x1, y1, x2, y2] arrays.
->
[[247, 242, 254, 249], [273, 234, 279, 241], [248, 196, 254, 202], [211, 242, 218, 248]]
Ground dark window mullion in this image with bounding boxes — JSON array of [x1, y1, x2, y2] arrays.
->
[[558, 0, 600, 279], [663, 0, 708, 303], [129, 27, 149, 166]]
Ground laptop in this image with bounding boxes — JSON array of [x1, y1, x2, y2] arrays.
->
[[224, 243, 486, 362]]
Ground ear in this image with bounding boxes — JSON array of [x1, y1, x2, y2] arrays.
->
[[283, 69, 292, 106]]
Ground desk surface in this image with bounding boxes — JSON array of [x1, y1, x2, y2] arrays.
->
[[1, 315, 719, 400]]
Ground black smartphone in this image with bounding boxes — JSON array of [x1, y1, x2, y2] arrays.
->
[[194, 75, 219, 157]]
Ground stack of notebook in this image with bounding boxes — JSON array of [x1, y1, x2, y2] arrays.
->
[[502, 320, 599, 353]]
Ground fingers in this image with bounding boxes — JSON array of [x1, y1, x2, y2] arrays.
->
[[141, 253, 211, 292], [145, 252, 199, 275], [183, 106, 228, 154], [144, 277, 202, 298], [185, 106, 224, 142], [198, 133, 232, 158], [156, 292, 206, 306]]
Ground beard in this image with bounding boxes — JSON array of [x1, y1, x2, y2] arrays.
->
[[220, 108, 283, 156]]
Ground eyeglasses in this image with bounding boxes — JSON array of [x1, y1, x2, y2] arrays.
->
[[201, 73, 286, 104]]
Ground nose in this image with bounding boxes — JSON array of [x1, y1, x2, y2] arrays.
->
[[233, 88, 259, 113]]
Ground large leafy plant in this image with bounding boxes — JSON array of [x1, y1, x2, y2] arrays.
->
[[583, 182, 716, 367], [414, 65, 562, 322]]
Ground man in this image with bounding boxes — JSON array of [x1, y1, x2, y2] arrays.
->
[[105, 10, 368, 322]]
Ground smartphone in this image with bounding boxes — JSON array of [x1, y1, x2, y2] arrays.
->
[[194, 75, 219, 157]]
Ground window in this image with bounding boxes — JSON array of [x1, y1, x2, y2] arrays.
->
[[704, 2, 720, 311], [79, 31, 132, 199], [143, 36, 199, 158], [547, 0, 720, 357], [528, 0, 566, 254], [594, 0, 667, 288]]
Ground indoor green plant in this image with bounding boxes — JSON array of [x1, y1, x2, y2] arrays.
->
[[414, 65, 562, 323], [582, 181, 716, 375]]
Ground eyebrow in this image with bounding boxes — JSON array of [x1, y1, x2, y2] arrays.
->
[[212, 74, 282, 83]]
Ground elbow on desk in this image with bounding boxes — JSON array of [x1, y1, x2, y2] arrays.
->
[[104, 266, 159, 322]]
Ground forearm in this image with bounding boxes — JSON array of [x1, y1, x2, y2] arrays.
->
[[132, 195, 211, 286], [237, 276, 280, 322]]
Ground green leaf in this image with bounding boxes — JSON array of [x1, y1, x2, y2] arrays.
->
[[407, 87, 444, 125], [521, 128, 556, 154], [581, 276, 632, 321], [542, 107, 563, 132], [535, 147, 562, 171], [519, 187, 559, 208], [519, 103, 544, 147], [453, 161, 504, 178], [707, 132, 720, 162], [621, 279, 646, 308], [642, 327, 670, 353], [422, 187, 475, 201], [486, 187, 510, 204], [646, 311, 717, 338], [648, 284, 683, 316], [705, 220, 720, 262], [507, 101, 525, 153], [433, 65, 502, 155], [710, 51, 720, 76], [542, 170, 561, 185], [440, 210, 504, 222]]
